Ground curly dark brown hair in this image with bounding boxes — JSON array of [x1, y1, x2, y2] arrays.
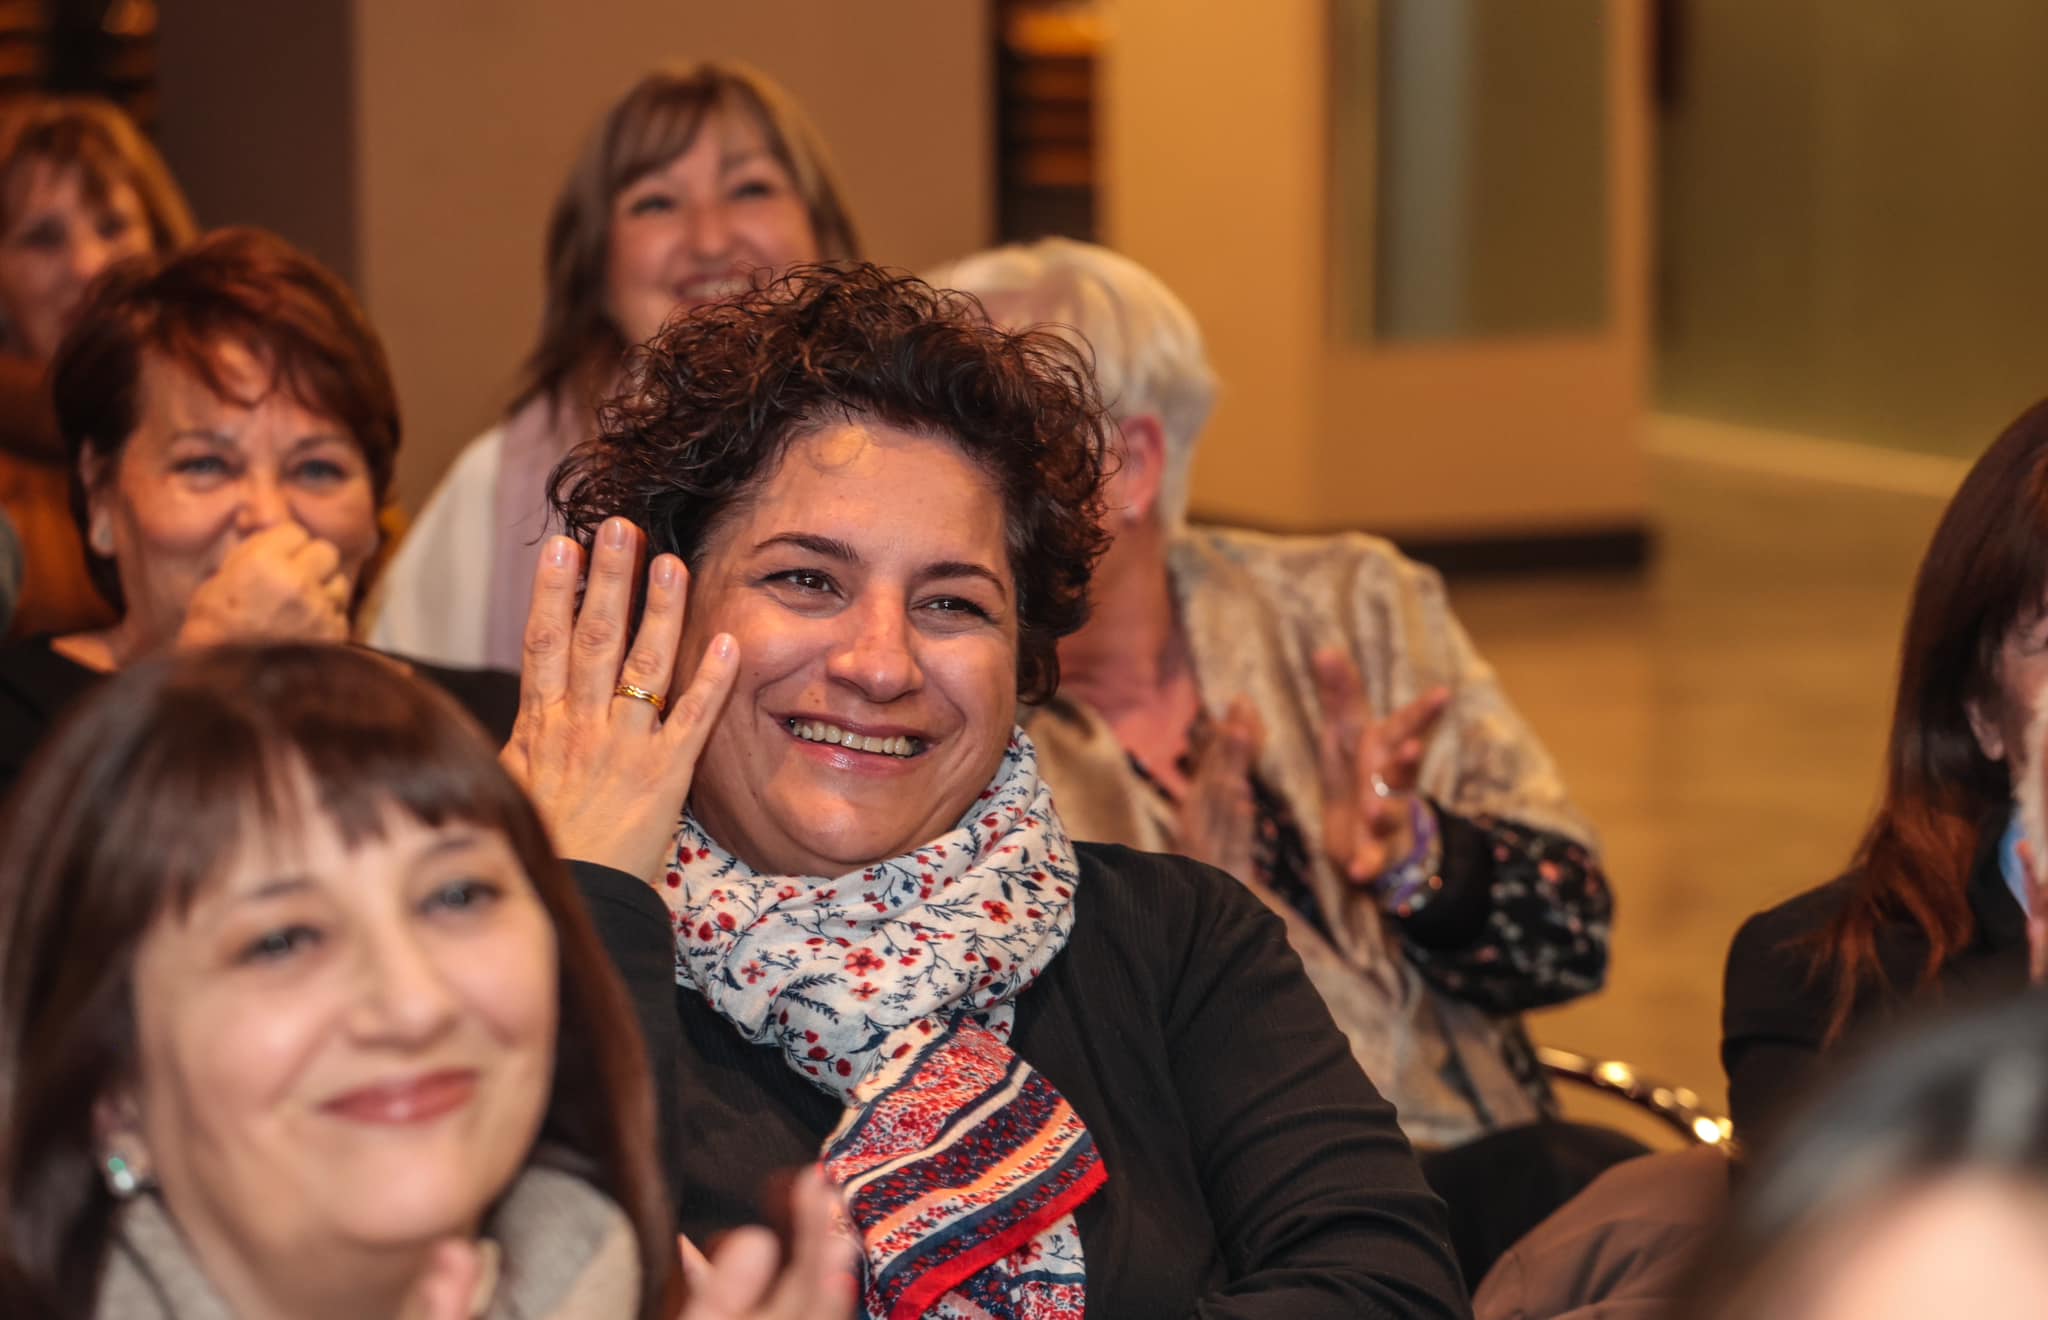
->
[[549, 263, 1113, 703]]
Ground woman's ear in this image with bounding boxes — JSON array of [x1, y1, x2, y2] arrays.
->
[[93, 1092, 154, 1198], [1967, 696, 2007, 763], [1108, 414, 1168, 528], [78, 442, 114, 556]]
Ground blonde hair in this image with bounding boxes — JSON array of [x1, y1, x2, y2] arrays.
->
[[519, 60, 860, 410], [930, 238, 1217, 528]]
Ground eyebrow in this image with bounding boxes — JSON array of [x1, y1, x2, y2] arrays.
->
[[753, 532, 1009, 601], [167, 428, 353, 452]]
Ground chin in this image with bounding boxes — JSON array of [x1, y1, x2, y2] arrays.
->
[[324, 1158, 513, 1247], [778, 800, 951, 874]]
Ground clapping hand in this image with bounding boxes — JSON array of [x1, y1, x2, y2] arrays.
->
[[1312, 646, 1449, 885], [500, 517, 739, 881], [1174, 696, 1266, 884]]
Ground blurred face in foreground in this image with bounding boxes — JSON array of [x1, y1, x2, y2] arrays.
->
[[105, 774, 559, 1315]]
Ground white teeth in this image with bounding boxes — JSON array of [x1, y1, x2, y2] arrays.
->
[[788, 720, 919, 757]]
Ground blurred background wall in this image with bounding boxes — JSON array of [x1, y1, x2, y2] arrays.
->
[[1658, 1, 2048, 462]]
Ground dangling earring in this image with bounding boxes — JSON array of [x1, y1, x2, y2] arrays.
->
[[102, 1151, 150, 1199], [88, 517, 113, 557]]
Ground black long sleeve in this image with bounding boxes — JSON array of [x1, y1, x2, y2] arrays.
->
[[574, 842, 1468, 1319]]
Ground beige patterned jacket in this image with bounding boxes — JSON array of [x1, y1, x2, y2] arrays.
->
[[1030, 526, 1610, 1148]]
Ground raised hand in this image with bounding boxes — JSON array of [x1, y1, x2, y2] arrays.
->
[[177, 522, 352, 648], [1312, 646, 1449, 885], [500, 517, 739, 881], [1174, 696, 1265, 884], [678, 1166, 859, 1320]]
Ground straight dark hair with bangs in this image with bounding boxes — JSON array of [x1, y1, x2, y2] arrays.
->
[[1812, 398, 2048, 1036], [0, 645, 678, 1320]]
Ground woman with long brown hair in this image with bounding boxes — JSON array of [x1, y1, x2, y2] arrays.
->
[[366, 61, 859, 671], [1722, 398, 2048, 1140]]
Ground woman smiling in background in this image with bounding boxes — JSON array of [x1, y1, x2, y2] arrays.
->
[[368, 61, 860, 671]]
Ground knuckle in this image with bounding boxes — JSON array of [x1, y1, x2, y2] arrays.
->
[[524, 619, 569, 657], [573, 617, 619, 654]]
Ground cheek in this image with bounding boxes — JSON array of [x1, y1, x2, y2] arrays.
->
[[932, 638, 1021, 750], [452, 909, 559, 1058], [137, 981, 331, 1157], [114, 484, 235, 564], [296, 485, 381, 569], [606, 222, 671, 293], [744, 204, 820, 267]]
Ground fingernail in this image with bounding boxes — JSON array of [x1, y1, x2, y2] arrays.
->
[[546, 537, 574, 567], [652, 556, 678, 588], [714, 633, 736, 660], [602, 518, 630, 549]]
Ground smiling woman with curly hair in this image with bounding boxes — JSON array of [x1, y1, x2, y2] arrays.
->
[[503, 263, 1468, 1317]]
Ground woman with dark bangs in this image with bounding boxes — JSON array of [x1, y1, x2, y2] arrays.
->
[[0, 643, 855, 1319], [0, 96, 195, 640], [1723, 399, 2048, 1141], [367, 61, 860, 672]]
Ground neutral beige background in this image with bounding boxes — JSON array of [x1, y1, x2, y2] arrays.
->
[[1102, 0, 1649, 540], [1659, 0, 2048, 459], [163, 0, 992, 509]]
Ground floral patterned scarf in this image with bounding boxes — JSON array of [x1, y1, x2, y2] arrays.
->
[[659, 730, 1106, 1319]]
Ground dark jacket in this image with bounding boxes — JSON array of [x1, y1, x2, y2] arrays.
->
[[575, 843, 1472, 1320], [1721, 809, 2027, 1142]]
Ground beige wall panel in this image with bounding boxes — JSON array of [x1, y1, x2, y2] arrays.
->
[[1103, 0, 1648, 539], [1099, 0, 1330, 529]]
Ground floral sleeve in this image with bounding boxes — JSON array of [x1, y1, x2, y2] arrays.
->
[[1391, 807, 1613, 1015]]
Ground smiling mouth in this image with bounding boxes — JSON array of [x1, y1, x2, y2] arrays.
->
[[786, 718, 924, 758]]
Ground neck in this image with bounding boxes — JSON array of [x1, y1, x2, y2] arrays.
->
[[1057, 520, 1184, 718], [96, 608, 175, 670]]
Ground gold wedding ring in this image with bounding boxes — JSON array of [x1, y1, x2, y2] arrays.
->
[[613, 682, 667, 714]]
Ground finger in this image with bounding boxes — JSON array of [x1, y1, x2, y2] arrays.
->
[[519, 536, 583, 720], [241, 520, 312, 558], [398, 1239, 484, 1320], [693, 1225, 782, 1313], [570, 517, 642, 712], [321, 571, 352, 613], [618, 553, 686, 711], [1311, 650, 1363, 798], [290, 535, 343, 584], [678, 1233, 714, 1293], [1383, 686, 1452, 751], [659, 632, 741, 777], [768, 1166, 859, 1316]]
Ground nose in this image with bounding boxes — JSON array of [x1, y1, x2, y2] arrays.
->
[[346, 923, 460, 1047], [235, 471, 292, 535], [685, 196, 735, 261], [826, 597, 924, 703], [68, 229, 113, 285]]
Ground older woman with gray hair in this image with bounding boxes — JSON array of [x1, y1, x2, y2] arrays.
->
[[932, 238, 1621, 1278]]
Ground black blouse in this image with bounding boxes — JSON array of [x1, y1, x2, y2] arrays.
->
[[574, 843, 1471, 1319], [1721, 809, 2029, 1143]]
